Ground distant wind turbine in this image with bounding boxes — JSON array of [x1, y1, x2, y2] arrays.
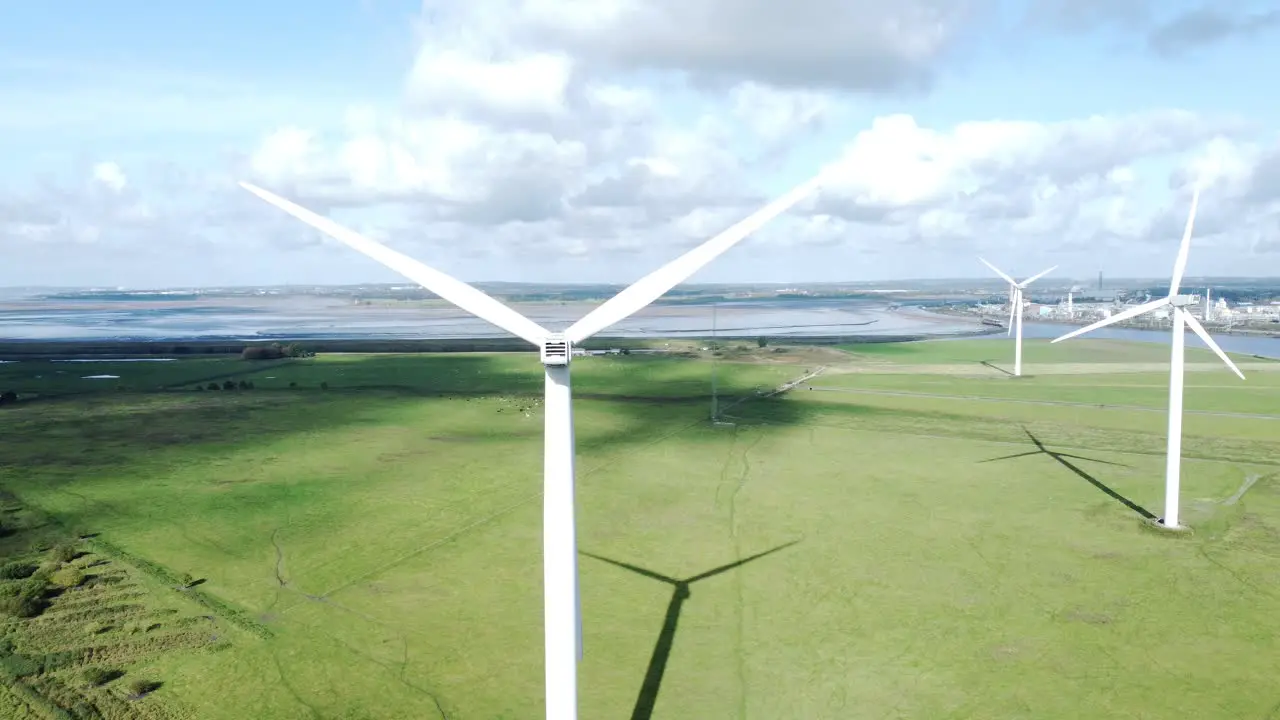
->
[[1051, 187, 1245, 529], [978, 258, 1056, 377], [239, 171, 828, 720]]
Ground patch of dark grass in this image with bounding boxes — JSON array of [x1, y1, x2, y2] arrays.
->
[[81, 666, 123, 687], [126, 678, 161, 697]]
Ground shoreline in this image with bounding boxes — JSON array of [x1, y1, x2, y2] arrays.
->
[[0, 327, 1003, 360], [926, 307, 1280, 339]]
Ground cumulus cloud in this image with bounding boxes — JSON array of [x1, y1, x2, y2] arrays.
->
[[232, 93, 1275, 271], [91, 162, 128, 193], [1149, 7, 1280, 55], [418, 0, 980, 93], [4, 0, 1280, 286], [809, 111, 1263, 251], [1029, 0, 1280, 54]]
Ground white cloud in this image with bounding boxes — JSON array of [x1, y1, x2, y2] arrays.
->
[[503, 0, 977, 91], [810, 110, 1265, 255], [91, 162, 128, 193], [3, 0, 1280, 286], [405, 49, 572, 118]]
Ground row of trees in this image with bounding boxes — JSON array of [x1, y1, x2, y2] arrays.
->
[[200, 380, 256, 391], [197, 380, 327, 390], [241, 342, 315, 360]]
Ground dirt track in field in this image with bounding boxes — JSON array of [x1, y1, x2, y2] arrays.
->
[[804, 385, 1280, 421], [822, 361, 1280, 377]]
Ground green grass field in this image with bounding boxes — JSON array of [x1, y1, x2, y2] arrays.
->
[[1, 339, 1279, 718]]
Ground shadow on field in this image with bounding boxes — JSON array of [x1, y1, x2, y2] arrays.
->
[[582, 541, 798, 720], [979, 360, 1015, 377], [159, 359, 296, 390], [980, 428, 1156, 520], [0, 352, 810, 531]]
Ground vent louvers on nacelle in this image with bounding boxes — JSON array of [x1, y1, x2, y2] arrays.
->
[[541, 334, 571, 366]]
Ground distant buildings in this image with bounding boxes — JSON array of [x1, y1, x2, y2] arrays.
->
[[965, 291, 1280, 330]]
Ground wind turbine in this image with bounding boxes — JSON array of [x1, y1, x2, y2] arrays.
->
[[978, 258, 1057, 377], [1051, 187, 1245, 529], [238, 173, 828, 720]]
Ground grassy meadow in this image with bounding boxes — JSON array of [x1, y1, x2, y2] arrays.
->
[[0, 338, 1278, 718]]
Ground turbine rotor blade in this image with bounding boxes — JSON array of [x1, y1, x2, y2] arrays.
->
[[239, 182, 548, 347], [1018, 265, 1058, 288], [979, 257, 1018, 287], [1168, 186, 1200, 298], [565, 173, 828, 343], [1052, 297, 1170, 343], [1183, 312, 1245, 380]]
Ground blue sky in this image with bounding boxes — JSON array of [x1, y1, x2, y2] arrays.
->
[[0, 1, 412, 171], [2, 0, 1278, 287]]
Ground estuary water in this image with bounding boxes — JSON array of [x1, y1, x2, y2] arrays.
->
[[2, 292, 1278, 359], [973, 321, 1280, 359], [0, 295, 979, 342]]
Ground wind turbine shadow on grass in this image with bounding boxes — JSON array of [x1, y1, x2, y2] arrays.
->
[[979, 360, 1016, 377], [581, 541, 799, 720], [980, 428, 1156, 520]]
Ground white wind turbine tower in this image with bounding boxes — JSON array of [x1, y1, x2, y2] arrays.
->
[[239, 173, 828, 720], [978, 258, 1057, 377], [1051, 188, 1245, 529]]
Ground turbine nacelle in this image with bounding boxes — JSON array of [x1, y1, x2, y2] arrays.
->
[[1169, 294, 1197, 307], [541, 334, 571, 366]]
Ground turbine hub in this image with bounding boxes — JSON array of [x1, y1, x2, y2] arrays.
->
[[541, 333, 571, 366]]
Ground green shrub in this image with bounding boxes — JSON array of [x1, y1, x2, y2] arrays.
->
[[0, 652, 39, 677], [0, 594, 44, 618], [206, 383, 219, 391], [82, 666, 121, 686], [0, 563, 36, 580], [37, 650, 79, 673], [49, 542, 77, 564], [0, 570, 51, 617], [49, 567, 85, 588], [127, 678, 160, 696]]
